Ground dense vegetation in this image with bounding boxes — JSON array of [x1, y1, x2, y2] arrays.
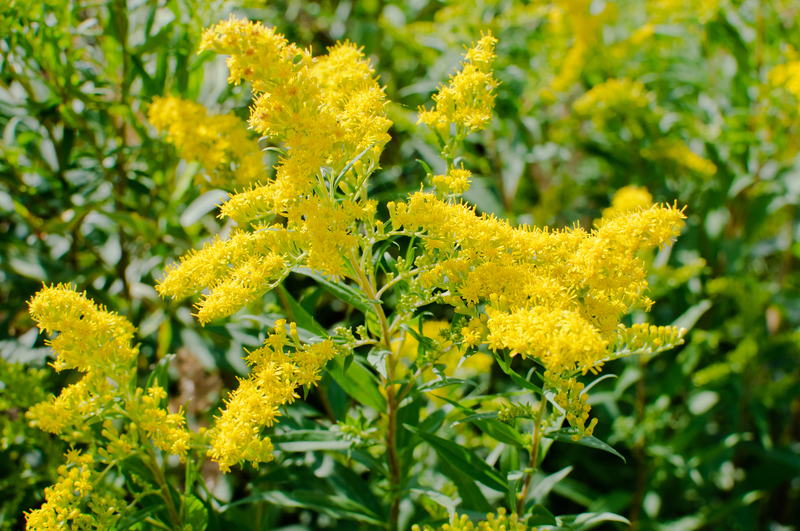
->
[[1, 1, 798, 530]]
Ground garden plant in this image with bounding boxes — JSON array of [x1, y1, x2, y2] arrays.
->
[[1, 1, 799, 531]]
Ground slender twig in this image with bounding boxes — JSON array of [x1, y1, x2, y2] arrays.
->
[[375, 267, 428, 300]]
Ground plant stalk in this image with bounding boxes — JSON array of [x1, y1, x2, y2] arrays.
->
[[349, 251, 402, 531], [516, 396, 548, 515]]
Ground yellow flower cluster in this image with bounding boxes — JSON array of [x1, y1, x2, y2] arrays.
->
[[573, 78, 654, 137], [641, 139, 717, 177], [151, 16, 392, 287], [768, 46, 800, 99], [148, 95, 263, 190], [602, 185, 654, 219], [208, 320, 339, 472], [544, 371, 596, 440], [28, 283, 138, 375], [413, 508, 532, 531], [200, 17, 390, 225], [418, 33, 499, 137], [26, 284, 197, 495], [133, 386, 192, 460], [388, 193, 686, 374], [26, 284, 138, 435], [547, 0, 615, 94], [157, 226, 302, 324], [432, 167, 472, 196], [25, 450, 124, 531], [497, 402, 534, 423], [608, 323, 687, 362]]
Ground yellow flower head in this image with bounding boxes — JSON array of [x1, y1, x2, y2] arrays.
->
[[148, 95, 263, 190], [418, 32, 499, 137], [208, 320, 340, 472], [28, 283, 137, 378], [602, 185, 654, 219], [201, 17, 391, 225], [389, 193, 686, 374], [769, 46, 800, 99], [413, 508, 531, 531], [432, 167, 472, 196], [25, 451, 124, 531]]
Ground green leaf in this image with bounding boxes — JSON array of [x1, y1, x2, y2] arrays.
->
[[343, 352, 355, 374], [116, 503, 167, 530], [277, 285, 328, 338], [367, 348, 391, 379], [400, 323, 436, 348], [416, 158, 434, 176], [439, 458, 491, 512], [145, 353, 175, 396], [417, 377, 480, 394], [410, 488, 458, 519], [223, 490, 383, 526], [294, 267, 373, 313], [365, 310, 382, 337], [451, 412, 500, 425], [527, 504, 558, 526], [507, 470, 524, 510], [558, 512, 630, 531], [405, 424, 507, 492], [528, 465, 573, 505], [183, 495, 208, 531], [222, 490, 384, 527], [328, 356, 386, 412], [271, 430, 351, 452], [438, 396, 526, 447], [671, 299, 712, 333], [493, 351, 542, 392], [328, 461, 387, 520], [543, 429, 626, 463]]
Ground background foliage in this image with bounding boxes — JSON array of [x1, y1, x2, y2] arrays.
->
[[1, 0, 799, 530]]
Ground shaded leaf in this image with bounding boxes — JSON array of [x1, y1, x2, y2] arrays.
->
[[405, 424, 506, 492], [544, 429, 626, 463]]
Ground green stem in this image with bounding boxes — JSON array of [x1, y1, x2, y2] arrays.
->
[[516, 396, 548, 515], [348, 251, 401, 531], [140, 431, 182, 530]]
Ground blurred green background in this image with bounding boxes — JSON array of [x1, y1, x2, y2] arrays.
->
[[1, 0, 799, 530]]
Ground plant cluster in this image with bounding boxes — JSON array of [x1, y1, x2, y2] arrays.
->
[[2, 1, 799, 531]]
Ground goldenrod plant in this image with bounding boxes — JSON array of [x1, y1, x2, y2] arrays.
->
[[3, 1, 800, 531], [16, 17, 689, 531]]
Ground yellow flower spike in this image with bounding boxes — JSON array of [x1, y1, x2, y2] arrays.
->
[[148, 96, 263, 191], [199, 16, 312, 93], [415, 510, 536, 531], [769, 45, 800, 99], [390, 191, 684, 374], [25, 451, 125, 531], [26, 285, 138, 436], [28, 283, 138, 375], [418, 32, 499, 138], [208, 320, 341, 471], [157, 227, 302, 324]]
